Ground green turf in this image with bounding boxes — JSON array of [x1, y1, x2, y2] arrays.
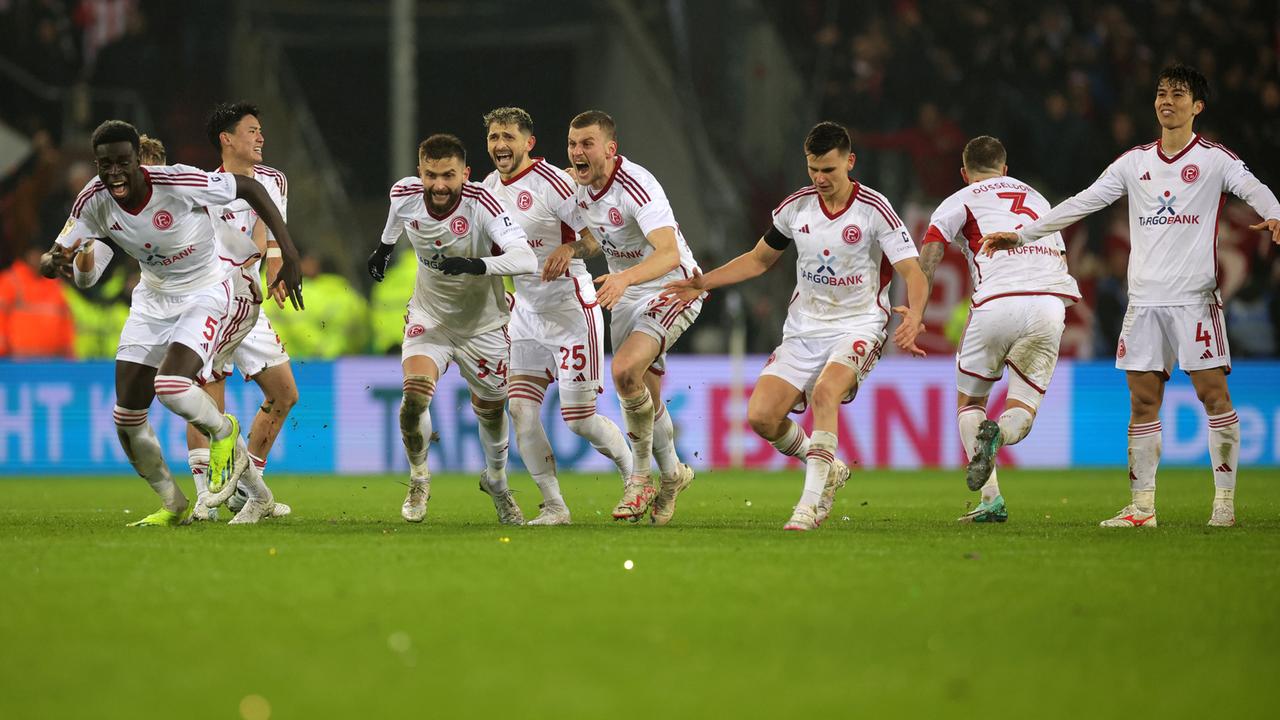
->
[[2, 468, 1279, 719]]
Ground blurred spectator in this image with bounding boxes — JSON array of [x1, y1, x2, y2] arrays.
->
[[857, 102, 967, 202], [267, 255, 369, 358], [370, 251, 416, 355], [0, 243, 75, 357]]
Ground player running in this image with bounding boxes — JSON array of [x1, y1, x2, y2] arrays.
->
[[664, 122, 928, 531], [40, 120, 303, 526], [179, 102, 299, 522], [982, 64, 1280, 528], [367, 134, 537, 525], [566, 110, 701, 525], [480, 107, 633, 526], [919, 136, 1081, 523]]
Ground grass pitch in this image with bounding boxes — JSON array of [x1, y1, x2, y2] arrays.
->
[[2, 468, 1279, 719]]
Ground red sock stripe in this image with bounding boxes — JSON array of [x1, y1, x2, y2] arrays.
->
[[112, 409, 149, 426], [655, 405, 667, 421], [403, 379, 436, 397], [782, 433, 805, 456], [1128, 421, 1162, 437], [1208, 412, 1239, 428], [806, 448, 834, 464], [508, 382, 545, 403], [561, 405, 596, 421], [509, 391, 545, 403], [957, 405, 985, 416]]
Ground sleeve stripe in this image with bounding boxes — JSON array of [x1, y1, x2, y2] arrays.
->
[[1196, 137, 1240, 160], [616, 170, 651, 206], [254, 165, 288, 196], [858, 188, 904, 227], [150, 171, 210, 181], [772, 187, 817, 214], [391, 189, 423, 197], [532, 163, 573, 199], [151, 179, 210, 187], [856, 196, 902, 229], [462, 187, 502, 217], [72, 181, 106, 217]]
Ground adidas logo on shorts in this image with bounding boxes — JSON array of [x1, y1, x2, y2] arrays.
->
[[1200, 349, 1213, 360]]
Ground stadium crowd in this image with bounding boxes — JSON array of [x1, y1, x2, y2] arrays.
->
[[3, 0, 1279, 359]]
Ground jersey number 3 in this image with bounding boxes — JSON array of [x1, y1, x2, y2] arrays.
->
[[997, 192, 1040, 221]]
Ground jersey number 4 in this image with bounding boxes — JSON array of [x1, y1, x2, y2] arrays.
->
[[997, 192, 1040, 221], [1195, 322, 1212, 349]]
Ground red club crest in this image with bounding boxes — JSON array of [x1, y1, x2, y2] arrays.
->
[[842, 224, 862, 244], [608, 207, 624, 227], [152, 210, 174, 230], [1181, 164, 1200, 183], [406, 324, 426, 338], [1117, 338, 1127, 359], [516, 191, 533, 211], [450, 216, 470, 236], [852, 339, 868, 356]]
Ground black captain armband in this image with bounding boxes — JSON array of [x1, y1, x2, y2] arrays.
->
[[763, 224, 791, 250]]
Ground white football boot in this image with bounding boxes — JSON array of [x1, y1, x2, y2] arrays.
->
[[526, 502, 571, 526], [1208, 499, 1235, 527], [191, 493, 219, 522], [401, 476, 430, 523], [1099, 504, 1157, 528], [783, 504, 820, 531], [480, 471, 524, 525], [651, 464, 695, 526], [815, 459, 850, 525]]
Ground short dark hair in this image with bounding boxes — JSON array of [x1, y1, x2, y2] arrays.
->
[[483, 107, 534, 134], [90, 120, 139, 152], [962, 135, 1007, 173], [418, 134, 467, 164], [206, 101, 260, 152], [804, 121, 851, 157], [570, 110, 616, 141], [1158, 64, 1210, 104]]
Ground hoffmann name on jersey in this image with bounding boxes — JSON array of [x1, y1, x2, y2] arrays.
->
[[379, 177, 531, 336], [1016, 134, 1280, 307], [925, 175, 1080, 307], [482, 158, 596, 310], [771, 182, 918, 338], [571, 156, 699, 302], [58, 164, 247, 294]]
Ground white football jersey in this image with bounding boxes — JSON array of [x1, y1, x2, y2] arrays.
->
[[572, 155, 699, 303], [925, 175, 1080, 307], [379, 177, 530, 336], [211, 164, 287, 274], [58, 164, 239, 294], [1017, 134, 1280, 306], [770, 183, 919, 338], [482, 159, 595, 311]]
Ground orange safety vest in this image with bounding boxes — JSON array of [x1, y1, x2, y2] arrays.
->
[[0, 262, 76, 357]]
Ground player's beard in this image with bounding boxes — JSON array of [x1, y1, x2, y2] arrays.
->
[[428, 187, 460, 214]]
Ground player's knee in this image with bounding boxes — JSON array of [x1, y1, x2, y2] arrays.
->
[[471, 401, 505, 424], [810, 380, 845, 411], [400, 375, 435, 420], [612, 363, 644, 395], [747, 407, 784, 440], [508, 396, 541, 430], [268, 383, 299, 415], [1194, 383, 1231, 414]]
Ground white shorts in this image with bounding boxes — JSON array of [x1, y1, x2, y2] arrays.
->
[[760, 321, 886, 413], [117, 273, 259, 383], [509, 302, 605, 391], [1117, 303, 1231, 377], [956, 295, 1065, 398], [402, 311, 511, 402], [221, 310, 290, 381], [610, 290, 703, 374]]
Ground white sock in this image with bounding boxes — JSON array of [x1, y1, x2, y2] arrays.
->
[[114, 407, 185, 512], [188, 448, 210, 495], [238, 455, 272, 501], [652, 404, 680, 476], [800, 430, 836, 508], [1128, 420, 1161, 511], [473, 403, 510, 490], [1208, 410, 1239, 492], [400, 376, 435, 477], [154, 375, 231, 439], [997, 407, 1034, 446], [620, 388, 655, 478], [508, 385, 562, 505], [958, 406, 1000, 502], [769, 420, 810, 459], [562, 405, 634, 481]]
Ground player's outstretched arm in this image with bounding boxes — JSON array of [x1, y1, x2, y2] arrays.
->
[[890, 257, 928, 357], [918, 241, 945, 287], [542, 228, 601, 281], [1250, 218, 1280, 244], [661, 238, 782, 304], [39, 241, 76, 280], [594, 225, 681, 309], [235, 175, 303, 310]]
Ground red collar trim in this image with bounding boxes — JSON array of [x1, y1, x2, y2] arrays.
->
[[1156, 134, 1199, 164], [589, 156, 623, 201], [819, 182, 860, 220], [501, 158, 544, 186], [114, 167, 153, 216], [425, 190, 462, 220]]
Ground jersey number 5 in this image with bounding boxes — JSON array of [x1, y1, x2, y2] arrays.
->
[[996, 192, 1040, 221]]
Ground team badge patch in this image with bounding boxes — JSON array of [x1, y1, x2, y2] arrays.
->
[[406, 324, 426, 338], [608, 207, 624, 227], [152, 210, 174, 230], [1181, 164, 1200, 183], [517, 191, 533, 211], [842, 224, 862, 244], [450, 216, 470, 236], [1117, 338, 1127, 359]]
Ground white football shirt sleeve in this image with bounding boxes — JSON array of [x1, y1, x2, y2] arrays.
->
[[379, 192, 407, 246], [554, 194, 587, 233], [632, 187, 678, 239], [770, 200, 797, 239], [924, 194, 966, 244], [1016, 156, 1129, 244], [480, 210, 536, 276], [166, 164, 237, 208], [1223, 157, 1280, 221], [876, 213, 920, 264]]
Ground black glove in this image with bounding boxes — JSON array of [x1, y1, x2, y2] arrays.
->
[[439, 257, 487, 276], [367, 243, 394, 281]]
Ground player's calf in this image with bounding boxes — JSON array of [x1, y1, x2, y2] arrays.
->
[[400, 375, 436, 477]]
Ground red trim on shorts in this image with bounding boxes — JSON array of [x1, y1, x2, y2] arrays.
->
[[958, 365, 1002, 383], [971, 291, 1080, 308], [1004, 359, 1046, 394]]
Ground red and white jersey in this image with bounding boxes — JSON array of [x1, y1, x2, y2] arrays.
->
[[482, 158, 595, 312], [924, 175, 1079, 307], [771, 183, 919, 338], [57, 164, 239, 294], [379, 177, 531, 337], [210, 164, 287, 275], [1016, 134, 1280, 306], [572, 155, 699, 304]]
